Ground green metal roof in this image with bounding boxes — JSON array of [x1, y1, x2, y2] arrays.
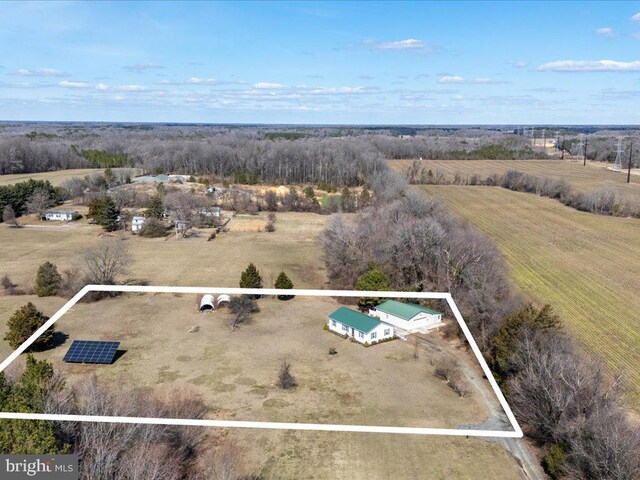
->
[[328, 307, 381, 333], [376, 300, 442, 320]]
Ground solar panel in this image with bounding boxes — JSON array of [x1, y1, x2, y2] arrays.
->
[[63, 340, 120, 364]]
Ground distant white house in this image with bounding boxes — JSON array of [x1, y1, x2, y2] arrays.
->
[[43, 211, 77, 222], [131, 216, 146, 232], [369, 300, 443, 333], [327, 307, 394, 345], [199, 207, 221, 217]]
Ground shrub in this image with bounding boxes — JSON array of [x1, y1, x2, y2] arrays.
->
[[239, 263, 263, 295], [4, 303, 55, 350], [34, 261, 62, 297], [329, 347, 337, 355], [542, 444, 567, 479], [363, 342, 370, 347], [277, 361, 297, 389], [323, 323, 329, 331], [264, 220, 275, 232], [274, 271, 294, 299], [138, 218, 169, 238]]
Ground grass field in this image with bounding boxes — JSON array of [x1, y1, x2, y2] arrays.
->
[[3, 294, 494, 429], [0, 205, 529, 478], [390, 158, 640, 201], [0, 169, 105, 186], [421, 185, 640, 407], [0, 210, 328, 289]]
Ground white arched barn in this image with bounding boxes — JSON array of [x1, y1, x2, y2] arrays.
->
[[199, 294, 215, 312]]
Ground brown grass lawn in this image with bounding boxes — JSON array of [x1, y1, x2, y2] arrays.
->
[[13, 294, 491, 429], [0, 206, 526, 479], [0, 293, 522, 479], [0, 169, 105, 186], [0, 210, 327, 289], [390, 158, 640, 202], [422, 185, 640, 408]]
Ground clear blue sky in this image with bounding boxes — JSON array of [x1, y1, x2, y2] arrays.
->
[[1, 1, 639, 124]]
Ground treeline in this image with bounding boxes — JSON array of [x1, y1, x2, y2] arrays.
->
[[322, 171, 515, 349], [321, 171, 640, 477], [407, 163, 640, 218], [0, 179, 65, 220]]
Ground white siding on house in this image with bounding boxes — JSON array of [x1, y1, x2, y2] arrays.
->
[[369, 309, 442, 332], [327, 318, 394, 345], [131, 216, 146, 232]]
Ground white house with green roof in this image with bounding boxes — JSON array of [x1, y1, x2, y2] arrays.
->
[[327, 307, 394, 345], [369, 300, 443, 333]]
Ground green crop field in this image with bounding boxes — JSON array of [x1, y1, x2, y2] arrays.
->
[[421, 185, 640, 407]]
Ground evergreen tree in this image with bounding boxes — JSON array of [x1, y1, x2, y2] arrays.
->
[[239, 263, 263, 297], [4, 303, 55, 351], [0, 356, 68, 454], [303, 186, 315, 200], [340, 187, 355, 213], [359, 187, 371, 207], [491, 304, 561, 383], [34, 261, 62, 297], [274, 271, 294, 300], [88, 197, 121, 231], [355, 265, 391, 310], [156, 182, 166, 198], [145, 194, 164, 219]]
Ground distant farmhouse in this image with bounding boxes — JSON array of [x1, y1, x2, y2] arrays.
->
[[369, 300, 443, 332], [131, 216, 146, 232], [327, 300, 443, 345], [43, 211, 78, 222], [328, 307, 394, 345]]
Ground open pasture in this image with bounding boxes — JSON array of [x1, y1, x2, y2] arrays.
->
[[421, 185, 640, 407], [0, 169, 104, 186], [391, 158, 640, 201]]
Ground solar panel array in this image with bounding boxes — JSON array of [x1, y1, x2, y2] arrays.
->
[[63, 340, 120, 364]]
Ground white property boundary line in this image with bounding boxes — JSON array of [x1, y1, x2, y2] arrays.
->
[[0, 285, 523, 438]]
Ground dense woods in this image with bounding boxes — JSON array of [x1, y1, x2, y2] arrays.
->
[[322, 169, 640, 478]]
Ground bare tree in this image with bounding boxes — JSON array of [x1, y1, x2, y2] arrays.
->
[[226, 296, 259, 332], [277, 361, 297, 389], [80, 239, 132, 286], [26, 187, 54, 218], [3, 205, 20, 227]]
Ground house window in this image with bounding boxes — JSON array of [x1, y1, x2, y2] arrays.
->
[[358, 331, 364, 339], [371, 332, 377, 340], [331, 320, 336, 327], [384, 329, 390, 336], [342, 324, 348, 331]]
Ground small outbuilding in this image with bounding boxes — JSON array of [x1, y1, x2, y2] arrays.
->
[[131, 216, 146, 232], [369, 300, 442, 333], [327, 307, 394, 345], [216, 294, 231, 307], [199, 294, 215, 312]]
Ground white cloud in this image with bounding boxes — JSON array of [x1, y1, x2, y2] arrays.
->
[[58, 80, 89, 88], [254, 82, 286, 89], [95, 83, 109, 91], [123, 63, 165, 71], [596, 27, 615, 38], [15, 68, 66, 77], [375, 39, 424, 50], [511, 61, 527, 68], [439, 75, 465, 83], [116, 84, 146, 91], [186, 77, 217, 85], [537, 59, 640, 72], [366, 38, 437, 54], [631, 13, 640, 22]]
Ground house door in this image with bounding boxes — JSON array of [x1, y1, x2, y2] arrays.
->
[[351, 328, 354, 337]]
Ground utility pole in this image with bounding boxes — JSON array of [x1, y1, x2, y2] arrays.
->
[[583, 137, 588, 166], [628, 141, 634, 184]]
